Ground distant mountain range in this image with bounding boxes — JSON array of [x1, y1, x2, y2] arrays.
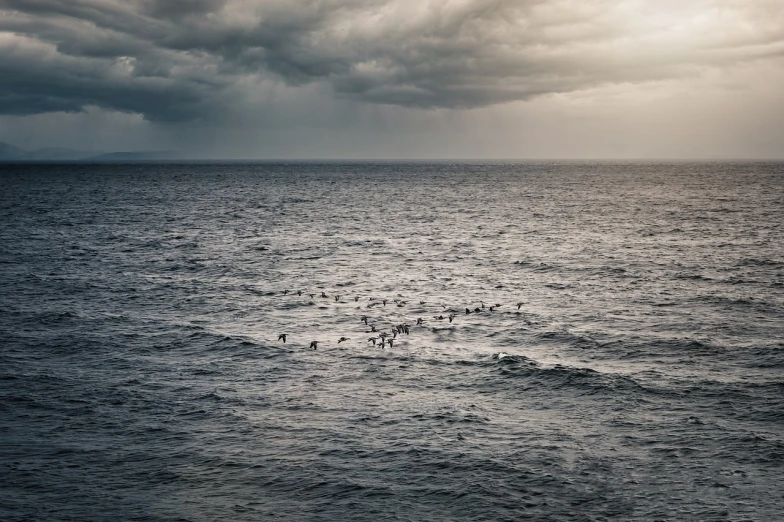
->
[[0, 141, 176, 161]]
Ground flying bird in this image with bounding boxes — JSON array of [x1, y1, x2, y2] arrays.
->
[[309, 341, 318, 350], [278, 334, 287, 343]]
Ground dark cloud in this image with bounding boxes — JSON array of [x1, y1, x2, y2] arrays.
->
[[142, 0, 227, 19], [1, 0, 782, 122]]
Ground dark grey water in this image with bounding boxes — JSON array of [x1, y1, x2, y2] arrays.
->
[[1, 162, 782, 521]]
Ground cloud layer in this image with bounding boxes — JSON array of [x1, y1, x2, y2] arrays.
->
[[2, 0, 783, 122]]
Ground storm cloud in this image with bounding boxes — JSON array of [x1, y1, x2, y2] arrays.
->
[[1, 0, 783, 122]]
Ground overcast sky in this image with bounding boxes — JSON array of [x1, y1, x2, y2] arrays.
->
[[1, 0, 783, 159]]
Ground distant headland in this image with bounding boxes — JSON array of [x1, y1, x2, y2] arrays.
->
[[0, 141, 176, 162]]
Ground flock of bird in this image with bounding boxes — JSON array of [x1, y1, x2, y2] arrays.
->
[[273, 289, 526, 350]]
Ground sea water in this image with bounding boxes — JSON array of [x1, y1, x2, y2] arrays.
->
[[1, 162, 782, 520]]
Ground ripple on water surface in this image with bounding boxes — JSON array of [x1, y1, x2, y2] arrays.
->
[[1, 162, 783, 520]]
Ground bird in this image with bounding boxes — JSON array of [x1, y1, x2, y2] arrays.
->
[[416, 318, 423, 325], [367, 337, 378, 345], [321, 292, 328, 298], [338, 337, 349, 344], [517, 302, 523, 310], [387, 338, 394, 347], [466, 308, 471, 314], [361, 315, 369, 325], [354, 296, 360, 302], [283, 290, 289, 295], [278, 334, 287, 343], [448, 314, 455, 323], [309, 341, 318, 350], [335, 295, 340, 302], [297, 290, 302, 296], [382, 299, 387, 306], [309, 293, 316, 299]]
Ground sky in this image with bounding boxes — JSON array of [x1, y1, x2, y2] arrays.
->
[[1, 0, 783, 159]]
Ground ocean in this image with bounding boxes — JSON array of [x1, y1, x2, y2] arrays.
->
[[1, 161, 782, 521]]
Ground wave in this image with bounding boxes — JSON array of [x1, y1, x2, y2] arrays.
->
[[492, 359, 646, 396], [673, 272, 713, 281], [532, 330, 601, 350], [736, 258, 784, 268], [675, 379, 784, 424], [410, 410, 490, 425], [142, 326, 291, 360], [615, 337, 728, 360], [689, 295, 780, 314], [744, 343, 784, 368]]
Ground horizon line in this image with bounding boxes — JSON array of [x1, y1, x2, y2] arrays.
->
[[2, 157, 784, 164]]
